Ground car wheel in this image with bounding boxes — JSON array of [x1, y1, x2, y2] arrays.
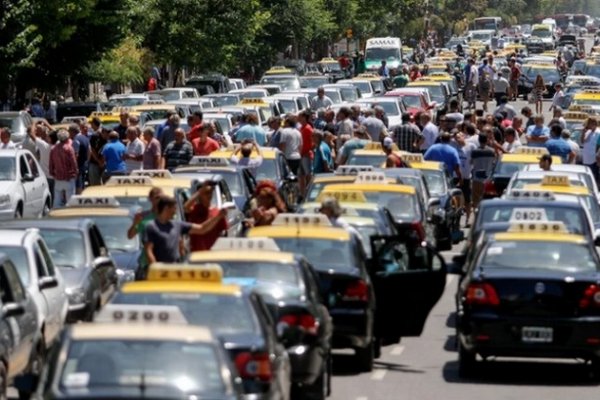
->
[[41, 198, 51, 217], [0, 362, 7, 400], [18, 341, 45, 400], [355, 341, 374, 373], [457, 340, 476, 378]]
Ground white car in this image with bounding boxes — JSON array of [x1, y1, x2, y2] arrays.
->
[[0, 228, 68, 349], [0, 149, 51, 219]]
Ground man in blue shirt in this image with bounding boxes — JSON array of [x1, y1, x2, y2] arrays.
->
[[545, 124, 575, 163], [378, 60, 390, 78], [234, 113, 266, 145], [525, 115, 550, 147], [312, 130, 333, 173], [101, 131, 127, 182], [424, 132, 462, 183]]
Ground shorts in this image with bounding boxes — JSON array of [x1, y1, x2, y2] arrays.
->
[[460, 178, 471, 205], [298, 156, 312, 177], [287, 159, 300, 175], [471, 180, 484, 209]]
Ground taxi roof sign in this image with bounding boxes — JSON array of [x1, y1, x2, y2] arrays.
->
[[240, 98, 268, 105], [514, 146, 549, 155], [189, 156, 230, 167], [507, 221, 568, 234], [354, 171, 388, 184], [272, 213, 332, 227], [507, 189, 555, 200], [509, 208, 548, 222], [541, 175, 571, 186], [66, 196, 120, 208], [317, 190, 367, 203], [147, 263, 223, 283], [130, 169, 173, 179], [212, 237, 280, 252], [335, 165, 374, 175], [401, 153, 425, 164], [105, 176, 154, 186], [363, 142, 383, 151], [96, 304, 188, 325]]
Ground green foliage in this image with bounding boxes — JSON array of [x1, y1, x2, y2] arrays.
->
[[84, 37, 148, 86]]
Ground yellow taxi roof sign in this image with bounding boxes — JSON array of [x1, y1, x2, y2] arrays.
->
[[506, 189, 555, 200], [320, 57, 337, 63], [357, 73, 379, 79], [564, 111, 589, 120], [401, 153, 424, 164], [272, 213, 332, 227], [188, 156, 230, 167], [239, 98, 268, 105], [514, 146, 548, 155], [211, 237, 280, 252], [363, 142, 383, 151], [354, 171, 387, 184], [130, 170, 173, 179], [507, 221, 568, 234], [317, 190, 367, 203], [541, 175, 570, 186], [105, 176, 154, 186], [146, 263, 223, 283], [335, 165, 374, 176], [95, 304, 188, 325], [90, 111, 114, 117], [66, 195, 120, 208]]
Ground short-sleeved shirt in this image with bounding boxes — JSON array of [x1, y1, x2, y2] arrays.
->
[[164, 140, 193, 170], [361, 117, 386, 142], [125, 138, 145, 172], [424, 143, 460, 174], [280, 128, 302, 160], [300, 124, 314, 157], [136, 211, 156, 266], [143, 138, 161, 169], [231, 155, 263, 177], [143, 219, 193, 263], [526, 125, 550, 148], [393, 123, 423, 152], [339, 138, 368, 162], [186, 205, 228, 252], [545, 138, 572, 163], [192, 137, 220, 156], [101, 139, 127, 173], [470, 145, 496, 181], [311, 96, 333, 111], [313, 142, 333, 173], [235, 125, 267, 146]]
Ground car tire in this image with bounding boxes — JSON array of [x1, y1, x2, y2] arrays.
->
[[41, 198, 51, 217], [18, 341, 45, 400], [355, 341, 374, 373], [0, 362, 7, 400], [457, 340, 476, 378]]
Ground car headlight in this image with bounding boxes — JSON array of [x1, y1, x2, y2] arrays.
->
[[0, 194, 11, 208], [66, 287, 87, 305]]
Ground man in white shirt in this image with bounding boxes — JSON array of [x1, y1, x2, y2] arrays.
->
[[492, 72, 510, 106], [494, 96, 517, 121], [0, 128, 16, 149], [311, 87, 333, 111], [501, 127, 522, 153], [562, 130, 580, 163], [550, 83, 565, 112], [580, 117, 600, 181], [123, 126, 145, 172], [419, 113, 439, 151]]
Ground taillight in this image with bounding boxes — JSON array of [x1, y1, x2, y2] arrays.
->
[[279, 313, 319, 335], [465, 283, 500, 306], [410, 221, 426, 242], [484, 180, 497, 196], [579, 284, 600, 309], [234, 352, 272, 381], [343, 279, 369, 302]]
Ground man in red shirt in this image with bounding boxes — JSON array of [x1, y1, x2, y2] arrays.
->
[[192, 125, 220, 155], [184, 181, 228, 251], [297, 109, 314, 197], [49, 129, 78, 207], [187, 111, 204, 141]]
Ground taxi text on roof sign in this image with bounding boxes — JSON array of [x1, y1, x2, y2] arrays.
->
[[105, 176, 154, 186], [272, 213, 332, 227], [335, 165, 374, 175], [363, 142, 383, 151], [507, 189, 555, 200], [507, 221, 568, 234], [146, 263, 223, 282], [212, 237, 280, 252], [96, 304, 188, 325], [66, 196, 120, 208], [189, 156, 230, 167], [317, 190, 367, 203], [514, 146, 549, 156], [509, 208, 548, 222], [402, 153, 424, 164], [240, 98, 268, 105], [541, 175, 570, 186], [130, 169, 173, 179], [354, 171, 387, 184]]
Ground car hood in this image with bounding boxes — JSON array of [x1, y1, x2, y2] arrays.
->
[[58, 266, 90, 289], [0, 181, 17, 193]]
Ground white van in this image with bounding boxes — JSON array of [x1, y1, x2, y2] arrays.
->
[[364, 37, 402, 71]]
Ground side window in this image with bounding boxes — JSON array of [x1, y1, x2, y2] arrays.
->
[[19, 156, 30, 178], [3, 262, 26, 302], [37, 240, 56, 276], [33, 244, 48, 278], [88, 227, 103, 258], [26, 154, 40, 177], [219, 183, 232, 202]]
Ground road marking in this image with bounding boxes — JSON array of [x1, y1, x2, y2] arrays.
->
[[390, 345, 405, 356], [356, 397, 368, 400], [371, 369, 387, 380]]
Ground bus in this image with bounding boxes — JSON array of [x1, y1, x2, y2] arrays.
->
[[473, 17, 503, 32], [364, 37, 402, 71], [573, 14, 589, 28], [554, 14, 572, 30]]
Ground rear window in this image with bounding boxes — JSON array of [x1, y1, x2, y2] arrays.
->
[[478, 205, 587, 235], [213, 261, 300, 287], [494, 161, 528, 176], [274, 238, 358, 272], [347, 154, 385, 168], [362, 192, 419, 221]]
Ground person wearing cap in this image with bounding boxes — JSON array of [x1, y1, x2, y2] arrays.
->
[[312, 130, 333, 174], [538, 154, 552, 171], [184, 181, 228, 252], [549, 83, 565, 113], [424, 132, 462, 184], [49, 129, 78, 208], [383, 137, 403, 168]]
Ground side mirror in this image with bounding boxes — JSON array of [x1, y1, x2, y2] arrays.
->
[[39, 276, 58, 291], [427, 198, 441, 209], [22, 174, 34, 182], [2, 303, 24, 318], [93, 256, 113, 269]]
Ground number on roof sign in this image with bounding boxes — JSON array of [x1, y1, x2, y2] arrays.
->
[[273, 213, 332, 227], [241, 98, 265, 104], [402, 153, 424, 164], [66, 196, 120, 207], [509, 208, 548, 222], [541, 175, 570, 186], [515, 147, 548, 155], [335, 165, 374, 175], [189, 156, 230, 167], [508, 221, 568, 234], [147, 263, 223, 282], [130, 170, 173, 179], [508, 189, 555, 200], [95, 305, 188, 324], [211, 237, 280, 251], [354, 172, 387, 184], [318, 190, 367, 203], [363, 142, 383, 150], [105, 176, 153, 186]]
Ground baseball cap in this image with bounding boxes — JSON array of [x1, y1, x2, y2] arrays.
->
[[383, 137, 394, 149]]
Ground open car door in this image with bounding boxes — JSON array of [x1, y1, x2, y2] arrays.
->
[[368, 235, 447, 343]]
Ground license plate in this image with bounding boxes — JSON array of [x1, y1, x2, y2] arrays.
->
[[521, 327, 553, 343]]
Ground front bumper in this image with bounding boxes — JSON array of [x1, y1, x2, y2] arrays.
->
[[459, 313, 600, 359]]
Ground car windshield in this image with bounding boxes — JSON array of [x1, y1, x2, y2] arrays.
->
[[401, 95, 422, 108], [365, 48, 400, 61], [137, 110, 173, 120], [351, 224, 379, 257], [362, 192, 419, 221], [300, 77, 330, 88], [260, 77, 300, 91], [237, 92, 266, 100], [510, 177, 585, 189], [410, 85, 444, 103], [526, 68, 560, 83], [421, 170, 446, 197], [274, 238, 357, 272], [0, 158, 16, 181], [277, 99, 299, 114], [347, 154, 385, 168], [153, 91, 181, 101], [320, 62, 341, 72], [255, 159, 278, 181], [207, 117, 231, 133], [94, 216, 139, 252], [217, 171, 243, 197], [60, 340, 225, 395], [494, 161, 528, 176], [481, 241, 597, 272], [352, 82, 373, 94], [323, 90, 342, 103], [38, 229, 86, 268], [364, 102, 400, 116], [0, 246, 29, 285], [338, 88, 358, 102], [113, 196, 152, 212], [109, 98, 146, 107], [206, 95, 239, 107], [211, 261, 300, 287], [478, 205, 587, 235], [584, 65, 600, 77], [471, 32, 492, 41], [532, 29, 552, 38], [112, 292, 257, 334]]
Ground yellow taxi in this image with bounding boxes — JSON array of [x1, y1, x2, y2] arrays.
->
[[400, 153, 451, 199], [407, 80, 448, 110], [87, 111, 121, 130], [570, 89, 600, 111], [264, 66, 296, 75], [304, 165, 393, 202], [346, 141, 400, 168]]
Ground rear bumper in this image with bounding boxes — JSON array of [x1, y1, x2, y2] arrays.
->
[[459, 313, 600, 359], [329, 307, 372, 349]]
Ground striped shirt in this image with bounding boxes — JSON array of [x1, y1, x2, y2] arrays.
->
[[393, 123, 423, 152], [49, 140, 78, 181]]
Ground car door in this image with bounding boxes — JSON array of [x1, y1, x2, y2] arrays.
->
[[218, 181, 243, 236], [368, 235, 447, 343], [34, 240, 64, 342], [17, 154, 35, 217], [88, 226, 116, 306], [24, 153, 45, 214]]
